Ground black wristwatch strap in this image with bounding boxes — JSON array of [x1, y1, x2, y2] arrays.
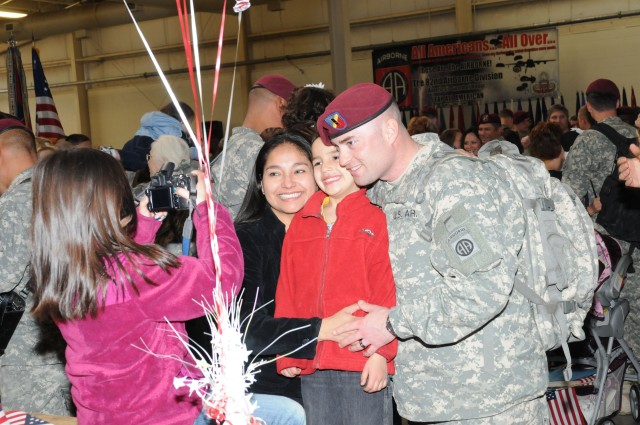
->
[[386, 315, 397, 338]]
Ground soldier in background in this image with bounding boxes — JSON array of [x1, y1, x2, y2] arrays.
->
[[563, 79, 636, 215], [563, 78, 640, 356], [0, 119, 71, 415], [321, 83, 548, 424], [477, 112, 523, 152], [210, 74, 295, 219]]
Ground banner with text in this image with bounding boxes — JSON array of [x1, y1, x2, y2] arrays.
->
[[372, 29, 559, 121]]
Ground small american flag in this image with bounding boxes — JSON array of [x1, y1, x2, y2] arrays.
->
[[546, 388, 586, 425], [32, 47, 65, 141], [0, 408, 52, 425]]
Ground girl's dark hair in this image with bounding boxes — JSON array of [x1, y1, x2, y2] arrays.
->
[[235, 131, 312, 225], [30, 149, 179, 320], [463, 126, 480, 139], [440, 128, 461, 147], [281, 86, 335, 141]]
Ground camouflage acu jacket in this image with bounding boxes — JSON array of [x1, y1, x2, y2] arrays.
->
[[210, 126, 264, 219], [0, 168, 33, 297], [368, 135, 546, 421], [0, 166, 66, 380], [563, 115, 638, 209]]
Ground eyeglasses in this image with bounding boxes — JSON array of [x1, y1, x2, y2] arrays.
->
[[146, 154, 152, 161]]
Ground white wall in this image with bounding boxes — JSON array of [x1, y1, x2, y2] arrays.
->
[[558, 16, 640, 104], [0, 0, 638, 147]]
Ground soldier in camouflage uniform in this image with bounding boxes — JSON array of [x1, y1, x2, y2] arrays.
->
[[478, 113, 523, 153], [563, 78, 640, 356], [0, 119, 71, 415], [321, 83, 548, 424], [210, 74, 295, 219]]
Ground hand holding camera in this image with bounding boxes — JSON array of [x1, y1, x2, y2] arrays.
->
[[146, 162, 198, 212], [175, 170, 205, 205]]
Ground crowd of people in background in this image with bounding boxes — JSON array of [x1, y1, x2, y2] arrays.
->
[[2, 72, 640, 425]]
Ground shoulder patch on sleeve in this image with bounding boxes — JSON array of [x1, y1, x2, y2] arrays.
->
[[434, 206, 501, 277]]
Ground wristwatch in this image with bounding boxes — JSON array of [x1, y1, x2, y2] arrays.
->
[[385, 315, 397, 338]]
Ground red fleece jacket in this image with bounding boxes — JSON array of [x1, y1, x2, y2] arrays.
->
[[275, 189, 396, 375]]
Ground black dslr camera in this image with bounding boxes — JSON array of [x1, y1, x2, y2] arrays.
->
[[146, 162, 196, 212], [0, 290, 25, 356]]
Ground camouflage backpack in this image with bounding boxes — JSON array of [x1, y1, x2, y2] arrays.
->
[[474, 140, 599, 380]]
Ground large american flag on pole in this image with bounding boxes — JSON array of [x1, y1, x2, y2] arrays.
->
[[32, 47, 64, 140]]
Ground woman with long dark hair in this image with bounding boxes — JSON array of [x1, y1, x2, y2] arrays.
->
[[235, 131, 356, 425], [30, 148, 243, 424]]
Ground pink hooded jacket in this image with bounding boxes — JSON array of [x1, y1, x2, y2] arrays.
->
[[57, 203, 243, 424]]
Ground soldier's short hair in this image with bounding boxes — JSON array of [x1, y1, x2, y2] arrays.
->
[[587, 92, 618, 112], [0, 118, 36, 155], [499, 109, 514, 119]]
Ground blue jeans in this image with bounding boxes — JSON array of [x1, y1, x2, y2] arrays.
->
[[301, 370, 393, 425], [193, 393, 305, 425]]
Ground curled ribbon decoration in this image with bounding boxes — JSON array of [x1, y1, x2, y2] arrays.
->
[[233, 0, 251, 13]]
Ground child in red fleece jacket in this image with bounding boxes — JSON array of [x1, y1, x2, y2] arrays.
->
[[274, 137, 397, 425]]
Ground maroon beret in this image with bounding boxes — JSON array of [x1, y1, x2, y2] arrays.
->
[[0, 118, 33, 139], [513, 110, 530, 124], [317, 83, 394, 146], [586, 78, 620, 100], [251, 74, 296, 100], [479, 113, 501, 125]]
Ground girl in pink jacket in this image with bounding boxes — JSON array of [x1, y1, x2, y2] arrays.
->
[[29, 149, 243, 425]]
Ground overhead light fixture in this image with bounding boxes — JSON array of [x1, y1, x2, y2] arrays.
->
[[0, 10, 27, 19]]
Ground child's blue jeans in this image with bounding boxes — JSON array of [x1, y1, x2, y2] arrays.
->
[[301, 370, 393, 425]]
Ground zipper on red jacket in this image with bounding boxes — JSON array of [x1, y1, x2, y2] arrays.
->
[[315, 222, 333, 369]]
